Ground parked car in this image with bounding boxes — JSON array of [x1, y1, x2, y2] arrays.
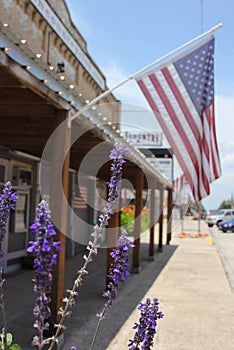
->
[[220, 218, 234, 232], [205, 209, 234, 227], [217, 221, 224, 230], [218, 219, 231, 230]]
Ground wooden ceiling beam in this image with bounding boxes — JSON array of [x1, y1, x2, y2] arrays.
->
[[0, 134, 49, 146], [0, 89, 49, 104], [0, 116, 56, 128], [0, 52, 71, 110]]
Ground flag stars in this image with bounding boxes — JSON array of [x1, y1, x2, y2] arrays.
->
[[174, 38, 214, 115]]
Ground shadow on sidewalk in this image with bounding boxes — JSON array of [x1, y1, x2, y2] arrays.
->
[[62, 242, 178, 349], [3, 242, 178, 349]]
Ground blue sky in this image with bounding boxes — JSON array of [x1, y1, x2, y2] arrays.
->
[[66, 0, 234, 210]]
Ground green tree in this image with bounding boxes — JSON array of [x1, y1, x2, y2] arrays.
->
[[219, 200, 231, 209]]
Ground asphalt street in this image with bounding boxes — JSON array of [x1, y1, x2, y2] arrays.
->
[[209, 224, 234, 292]]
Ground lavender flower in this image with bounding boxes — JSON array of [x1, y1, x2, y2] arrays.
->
[[47, 143, 129, 350], [0, 182, 17, 260], [89, 231, 134, 350], [104, 230, 134, 302], [98, 143, 129, 227], [128, 297, 164, 350], [0, 182, 17, 346], [27, 200, 61, 349]]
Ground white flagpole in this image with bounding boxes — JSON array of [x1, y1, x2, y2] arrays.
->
[[68, 23, 222, 126]]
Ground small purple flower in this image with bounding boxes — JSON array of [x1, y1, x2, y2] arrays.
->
[[98, 143, 129, 228], [0, 182, 17, 260], [128, 297, 164, 350], [0, 182, 17, 337], [103, 230, 134, 303], [108, 144, 129, 203], [27, 200, 61, 348]]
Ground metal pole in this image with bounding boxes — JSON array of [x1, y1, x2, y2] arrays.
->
[[198, 202, 201, 233], [181, 176, 184, 232], [68, 23, 223, 126], [181, 207, 184, 232]]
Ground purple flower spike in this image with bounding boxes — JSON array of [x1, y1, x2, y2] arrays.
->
[[104, 230, 134, 303], [98, 143, 129, 228], [27, 200, 61, 348], [128, 297, 164, 349], [0, 182, 17, 260], [90, 230, 134, 350], [0, 182, 17, 335], [108, 143, 129, 204]]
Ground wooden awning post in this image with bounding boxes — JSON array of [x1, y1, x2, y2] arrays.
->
[[158, 186, 164, 252], [49, 109, 71, 327], [132, 169, 144, 273], [149, 186, 156, 259], [166, 187, 173, 244]]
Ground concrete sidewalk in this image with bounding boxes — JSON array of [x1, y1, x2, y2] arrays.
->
[[108, 219, 234, 350], [4, 217, 234, 349], [62, 218, 234, 349]]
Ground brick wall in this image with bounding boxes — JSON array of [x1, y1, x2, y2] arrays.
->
[[0, 0, 120, 123]]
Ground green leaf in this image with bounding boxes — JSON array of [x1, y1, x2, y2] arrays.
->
[[9, 344, 22, 350], [6, 333, 13, 347]]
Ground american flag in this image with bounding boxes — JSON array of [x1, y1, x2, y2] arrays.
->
[[137, 37, 221, 202], [73, 185, 88, 210], [173, 174, 186, 194]]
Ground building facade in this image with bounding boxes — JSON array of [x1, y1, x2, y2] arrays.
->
[[0, 0, 172, 287]]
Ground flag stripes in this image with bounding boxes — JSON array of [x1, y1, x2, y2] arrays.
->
[[137, 37, 221, 201], [73, 185, 88, 210]]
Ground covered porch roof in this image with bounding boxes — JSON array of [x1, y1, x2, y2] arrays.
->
[[0, 42, 172, 190]]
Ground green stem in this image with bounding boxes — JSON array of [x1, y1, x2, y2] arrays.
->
[[0, 266, 8, 350], [89, 305, 108, 350]]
